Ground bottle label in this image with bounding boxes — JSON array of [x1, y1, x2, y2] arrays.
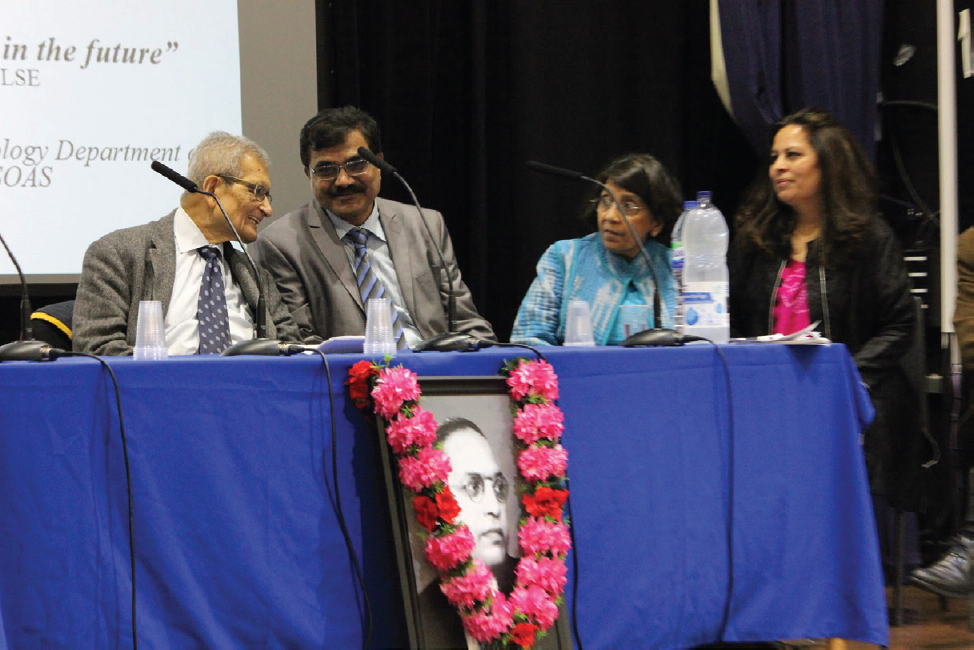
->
[[683, 281, 729, 328], [671, 244, 684, 269]]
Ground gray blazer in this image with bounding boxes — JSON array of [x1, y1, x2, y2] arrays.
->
[[252, 198, 495, 343], [73, 211, 301, 355]]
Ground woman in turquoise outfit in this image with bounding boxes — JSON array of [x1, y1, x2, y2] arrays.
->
[[511, 153, 682, 346]]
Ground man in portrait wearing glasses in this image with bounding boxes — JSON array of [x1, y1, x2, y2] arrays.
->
[[418, 417, 516, 647], [73, 131, 300, 355], [251, 106, 495, 348]]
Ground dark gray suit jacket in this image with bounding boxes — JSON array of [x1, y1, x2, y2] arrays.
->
[[252, 198, 495, 343], [73, 211, 300, 355]]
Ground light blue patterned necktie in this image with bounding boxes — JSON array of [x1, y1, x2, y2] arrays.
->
[[345, 228, 406, 349], [197, 246, 232, 354]]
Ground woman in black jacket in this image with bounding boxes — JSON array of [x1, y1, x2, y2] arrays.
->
[[728, 108, 917, 509]]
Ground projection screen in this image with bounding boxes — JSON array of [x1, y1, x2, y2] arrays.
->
[[1, 0, 242, 282]]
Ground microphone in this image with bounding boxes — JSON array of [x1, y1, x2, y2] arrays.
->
[[524, 160, 586, 182], [151, 162, 281, 356], [356, 149, 398, 176], [0, 229, 56, 361], [151, 160, 198, 193], [525, 159, 679, 346], [357, 147, 477, 352]]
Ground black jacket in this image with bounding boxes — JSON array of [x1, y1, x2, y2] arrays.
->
[[728, 216, 920, 509]]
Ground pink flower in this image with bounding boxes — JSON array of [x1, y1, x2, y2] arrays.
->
[[424, 526, 476, 572], [519, 518, 572, 557], [518, 444, 568, 482], [516, 556, 568, 596], [439, 560, 494, 609], [385, 407, 438, 454], [460, 592, 514, 643], [371, 367, 421, 419], [398, 447, 451, 492], [509, 585, 559, 629], [512, 403, 564, 445], [507, 360, 559, 402]]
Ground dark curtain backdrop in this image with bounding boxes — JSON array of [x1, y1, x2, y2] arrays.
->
[[315, 0, 757, 340], [718, 0, 884, 162]]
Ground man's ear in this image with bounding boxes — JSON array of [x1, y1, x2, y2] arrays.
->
[[304, 166, 310, 179], [201, 175, 220, 194]]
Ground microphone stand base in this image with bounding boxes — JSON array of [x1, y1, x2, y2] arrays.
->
[[0, 340, 55, 361], [220, 338, 289, 357], [621, 328, 686, 348], [412, 332, 480, 352]]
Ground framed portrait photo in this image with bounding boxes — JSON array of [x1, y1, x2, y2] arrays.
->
[[375, 376, 571, 650]]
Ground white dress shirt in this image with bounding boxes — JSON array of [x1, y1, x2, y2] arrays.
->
[[165, 208, 254, 355]]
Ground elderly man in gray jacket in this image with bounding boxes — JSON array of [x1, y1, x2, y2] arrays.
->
[[73, 132, 300, 356]]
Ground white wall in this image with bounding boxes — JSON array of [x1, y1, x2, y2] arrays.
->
[[239, 0, 318, 223]]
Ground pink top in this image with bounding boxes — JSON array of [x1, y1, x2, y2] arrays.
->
[[773, 259, 811, 335]]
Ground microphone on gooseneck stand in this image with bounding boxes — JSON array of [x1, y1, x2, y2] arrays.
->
[[150, 160, 199, 193], [523, 160, 588, 183], [525, 160, 701, 347], [150, 161, 294, 356], [356, 146, 479, 352], [0, 230, 67, 361]]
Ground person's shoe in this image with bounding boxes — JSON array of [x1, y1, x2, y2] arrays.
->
[[909, 535, 974, 597]]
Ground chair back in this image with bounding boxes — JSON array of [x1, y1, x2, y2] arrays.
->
[[30, 300, 75, 350]]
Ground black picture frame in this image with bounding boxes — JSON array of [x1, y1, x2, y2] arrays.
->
[[376, 375, 571, 649]]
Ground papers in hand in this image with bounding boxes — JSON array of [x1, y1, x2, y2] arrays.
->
[[730, 321, 831, 345], [316, 335, 365, 353]]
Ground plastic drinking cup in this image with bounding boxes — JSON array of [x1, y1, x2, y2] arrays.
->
[[563, 300, 596, 346], [133, 300, 168, 360], [619, 304, 651, 338], [364, 298, 397, 356]]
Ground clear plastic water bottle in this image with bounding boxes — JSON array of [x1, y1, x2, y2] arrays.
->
[[671, 200, 698, 335], [682, 191, 729, 343]]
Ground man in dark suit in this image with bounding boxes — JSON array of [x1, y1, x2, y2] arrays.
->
[[73, 132, 300, 355], [251, 106, 495, 347]]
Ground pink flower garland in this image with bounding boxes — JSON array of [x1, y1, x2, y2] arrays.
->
[[513, 403, 564, 445], [350, 358, 570, 648]]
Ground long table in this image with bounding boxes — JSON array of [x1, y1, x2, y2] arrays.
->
[[0, 344, 887, 647]]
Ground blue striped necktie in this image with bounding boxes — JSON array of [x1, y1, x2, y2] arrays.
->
[[197, 246, 232, 354], [345, 228, 406, 349]]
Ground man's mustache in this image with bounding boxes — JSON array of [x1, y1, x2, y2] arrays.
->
[[329, 185, 366, 198], [480, 527, 505, 540]]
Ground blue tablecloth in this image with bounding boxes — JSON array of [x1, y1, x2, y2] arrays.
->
[[0, 344, 887, 648]]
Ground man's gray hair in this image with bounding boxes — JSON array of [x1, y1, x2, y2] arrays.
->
[[185, 131, 270, 187]]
